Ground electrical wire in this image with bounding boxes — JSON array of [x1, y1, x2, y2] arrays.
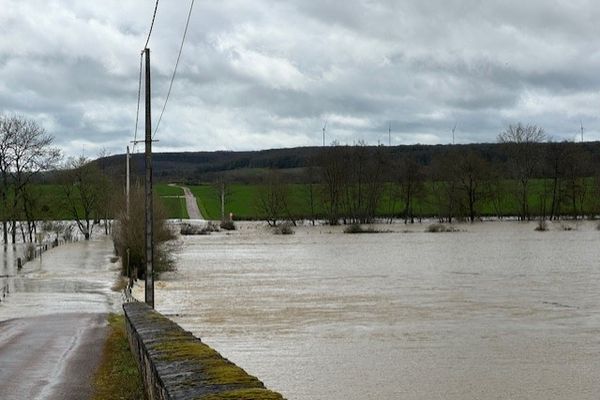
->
[[144, 0, 160, 50], [132, 52, 144, 152], [153, 0, 195, 139]]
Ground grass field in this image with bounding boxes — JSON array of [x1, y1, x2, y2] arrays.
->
[[189, 179, 598, 221], [10, 179, 596, 222]]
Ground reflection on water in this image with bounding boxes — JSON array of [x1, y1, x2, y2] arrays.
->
[[147, 221, 600, 400], [0, 239, 120, 320]]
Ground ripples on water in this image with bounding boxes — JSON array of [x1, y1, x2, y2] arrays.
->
[[147, 221, 600, 400]]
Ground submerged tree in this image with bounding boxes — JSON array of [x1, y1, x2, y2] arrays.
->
[[0, 116, 61, 243], [498, 123, 546, 221], [60, 156, 112, 240]]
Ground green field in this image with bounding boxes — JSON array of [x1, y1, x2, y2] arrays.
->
[[189, 179, 598, 221], [6, 180, 596, 222]]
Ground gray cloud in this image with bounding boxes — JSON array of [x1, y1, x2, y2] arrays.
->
[[1, 0, 600, 158]]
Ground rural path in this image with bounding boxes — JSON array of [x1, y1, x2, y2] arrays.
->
[[0, 238, 120, 400], [181, 186, 205, 221]]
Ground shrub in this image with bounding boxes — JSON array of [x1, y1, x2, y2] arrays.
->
[[426, 224, 458, 233], [112, 187, 177, 279], [180, 222, 219, 235], [220, 220, 236, 231], [274, 222, 294, 235], [534, 220, 548, 232], [25, 243, 36, 261]]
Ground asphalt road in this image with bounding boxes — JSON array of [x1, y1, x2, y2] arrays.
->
[[0, 238, 119, 400], [0, 313, 107, 400]]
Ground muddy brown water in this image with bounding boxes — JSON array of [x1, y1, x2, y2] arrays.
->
[[136, 221, 600, 400]]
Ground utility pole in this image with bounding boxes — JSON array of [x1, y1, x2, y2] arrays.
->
[[221, 182, 225, 222], [126, 145, 130, 218], [144, 48, 154, 308]]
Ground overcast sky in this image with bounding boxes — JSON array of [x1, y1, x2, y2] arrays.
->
[[2, 0, 600, 157]]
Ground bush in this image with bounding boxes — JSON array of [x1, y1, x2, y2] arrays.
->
[[180, 222, 219, 235], [112, 188, 177, 279], [25, 243, 36, 261], [426, 224, 458, 233], [220, 220, 236, 231], [274, 222, 294, 235], [343, 224, 379, 234], [344, 223, 363, 234], [534, 220, 548, 232]]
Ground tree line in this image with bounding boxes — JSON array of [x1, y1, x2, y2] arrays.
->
[[254, 123, 600, 225], [0, 115, 121, 243]]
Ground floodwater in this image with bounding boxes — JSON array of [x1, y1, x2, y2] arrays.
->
[[0, 238, 121, 321], [0, 237, 121, 400], [144, 221, 600, 400]]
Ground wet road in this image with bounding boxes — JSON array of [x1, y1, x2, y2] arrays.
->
[[0, 314, 107, 400], [0, 238, 119, 399]]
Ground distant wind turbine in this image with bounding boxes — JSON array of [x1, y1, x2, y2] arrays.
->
[[322, 120, 328, 146], [388, 122, 392, 146], [580, 120, 584, 143], [451, 123, 457, 145]]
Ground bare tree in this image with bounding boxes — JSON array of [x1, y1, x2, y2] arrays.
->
[[498, 123, 546, 220], [60, 156, 106, 240], [211, 176, 232, 222], [431, 153, 460, 223], [455, 150, 490, 223], [397, 157, 425, 224], [256, 170, 293, 226], [5, 116, 61, 243], [0, 116, 15, 244], [316, 143, 346, 225]]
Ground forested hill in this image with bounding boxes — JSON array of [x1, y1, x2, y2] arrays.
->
[[98, 141, 600, 184]]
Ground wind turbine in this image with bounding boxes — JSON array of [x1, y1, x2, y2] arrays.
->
[[580, 120, 584, 143], [322, 120, 328, 146], [388, 122, 392, 146], [451, 123, 457, 145]]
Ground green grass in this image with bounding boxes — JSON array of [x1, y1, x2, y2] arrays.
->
[[189, 184, 325, 220], [6, 178, 597, 222], [190, 178, 599, 221], [155, 184, 184, 197], [91, 314, 144, 400], [160, 196, 189, 219]]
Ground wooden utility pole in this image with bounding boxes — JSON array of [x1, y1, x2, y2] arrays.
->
[[221, 182, 225, 221], [144, 48, 154, 308], [126, 145, 130, 218]]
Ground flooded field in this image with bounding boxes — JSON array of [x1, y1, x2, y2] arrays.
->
[[145, 221, 600, 400]]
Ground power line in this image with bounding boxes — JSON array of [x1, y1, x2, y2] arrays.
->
[[144, 0, 160, 50], [153, 0, 195, 139], [133, 52, 144, 152]]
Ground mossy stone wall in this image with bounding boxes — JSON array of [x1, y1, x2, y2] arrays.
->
[[123, 302, 284, 400]]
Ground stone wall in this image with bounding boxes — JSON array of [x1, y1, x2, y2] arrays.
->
[[123, 302, 284, 400]]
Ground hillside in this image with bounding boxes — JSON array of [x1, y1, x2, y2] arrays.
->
[[97, 142, 600, 184]]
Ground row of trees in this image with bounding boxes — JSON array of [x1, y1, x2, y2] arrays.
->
[[0, 115, 124, 243], [253, 123, 599, 225], [0, 115, 61, 243]]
